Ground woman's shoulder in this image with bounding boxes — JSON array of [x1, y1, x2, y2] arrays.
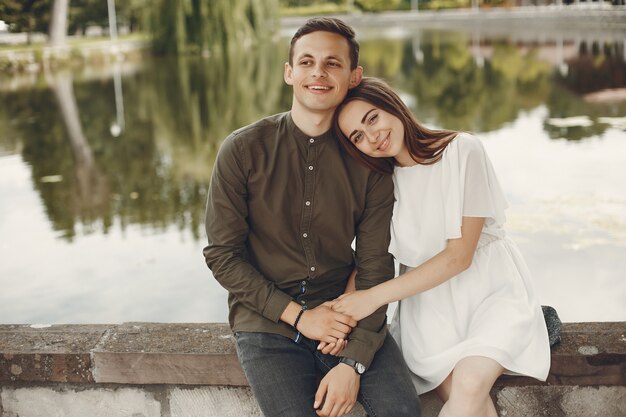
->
[[446, 132, 486, 160]]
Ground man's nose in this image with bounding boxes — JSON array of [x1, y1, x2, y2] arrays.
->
[[312, 63, 327, 77]]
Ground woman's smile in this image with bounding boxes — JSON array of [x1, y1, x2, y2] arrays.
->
[[377, 132, 391, 152]]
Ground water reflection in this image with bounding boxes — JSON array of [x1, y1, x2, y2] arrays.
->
[[0, 40, 286, 240], [0, 26, 624, 324], [375, 31, 626, 137]]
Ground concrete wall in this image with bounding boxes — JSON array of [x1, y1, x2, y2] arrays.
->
[[1, 322, 625, 416]]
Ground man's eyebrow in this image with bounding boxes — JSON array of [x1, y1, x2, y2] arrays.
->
[[326, 55, 345, 62], [348, 108, 376, 141], [295, 53, 314, 61]]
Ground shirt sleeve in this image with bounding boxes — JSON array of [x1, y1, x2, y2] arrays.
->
[[341, 171, 396, 368], [203, 134, 292, 323]]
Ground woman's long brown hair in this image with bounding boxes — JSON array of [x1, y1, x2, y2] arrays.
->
[[332, 77, 458, 175]]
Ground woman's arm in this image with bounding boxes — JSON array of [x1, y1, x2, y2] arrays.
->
[[317, 266, 358, 355], [332, 216, 485, 321]]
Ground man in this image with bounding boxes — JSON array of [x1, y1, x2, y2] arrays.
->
[[203, 17, 421, 417]]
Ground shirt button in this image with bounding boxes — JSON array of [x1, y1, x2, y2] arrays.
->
[[301, 280, 307, 286], [305, 201, 311, 206], [309, 138, 315, 144], [302, 233, 308, 238], [310, 266, 316, 272], [308, 166, 314, 171]]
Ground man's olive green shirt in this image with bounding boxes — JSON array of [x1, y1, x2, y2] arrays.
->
[[203, 112, 395, 368]]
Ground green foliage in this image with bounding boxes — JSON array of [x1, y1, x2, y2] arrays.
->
[[280, 2, 347, 16], [67, 0, 107, 34], [355, 0, 402, 12], [1, 0, 152, 41], [420, 0, 469, 10], [149, 0, 279, 56], [359, 39, 403, 78], [0, 0, 51, 40], [279, 0, 344, 7]]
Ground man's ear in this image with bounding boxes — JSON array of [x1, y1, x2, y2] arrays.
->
[[284, 62, 294, 85], [349, 66, 363, 89]]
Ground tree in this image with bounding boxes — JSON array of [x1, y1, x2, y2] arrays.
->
[[149, 0, 279, 55], [0, 0, 51, 44], [48, 0, 69, 46]]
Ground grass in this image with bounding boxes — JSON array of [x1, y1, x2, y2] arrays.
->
[[0, 32, 149, 53]]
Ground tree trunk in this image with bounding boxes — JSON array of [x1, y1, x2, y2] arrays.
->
[[49, 72, 109, 215], [48, 0, 70, 47]]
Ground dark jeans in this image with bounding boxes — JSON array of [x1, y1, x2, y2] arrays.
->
[[234, 331, 421, 417]]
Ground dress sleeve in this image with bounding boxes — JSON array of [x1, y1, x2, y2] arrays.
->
[[441, 133, 508, 240]]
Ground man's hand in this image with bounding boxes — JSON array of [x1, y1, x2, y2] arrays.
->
[[298, 304, 357, 344], [314, 363, 360, 417]]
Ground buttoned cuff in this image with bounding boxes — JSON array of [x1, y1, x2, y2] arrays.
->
[[262, 290, 293, 323], [341, 339, 377, 370]]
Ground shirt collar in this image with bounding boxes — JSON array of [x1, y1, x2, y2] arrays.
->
[[286, 111, 334, 144]]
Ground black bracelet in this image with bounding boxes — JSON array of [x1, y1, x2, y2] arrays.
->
[[293, 308, 306, 330]]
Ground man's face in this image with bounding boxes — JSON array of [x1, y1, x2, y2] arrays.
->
[[285, 31, 362, 115]]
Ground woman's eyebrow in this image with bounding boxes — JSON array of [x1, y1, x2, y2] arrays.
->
[[361, 108, 376, 124], [348, 108, 376, 141]]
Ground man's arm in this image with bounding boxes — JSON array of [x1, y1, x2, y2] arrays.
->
[[203, 134, 293, 322], [339, 171, 395, 368]]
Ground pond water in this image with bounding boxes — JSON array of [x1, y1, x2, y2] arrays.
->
[[1, 26, 625, 325]]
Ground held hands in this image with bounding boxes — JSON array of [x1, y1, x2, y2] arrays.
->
[[331, 289, 380, 322], [316, 289, 381, 356], [314, 363, 360, 417], [317, 338, 348, 356], [298, 303, 357, 344]]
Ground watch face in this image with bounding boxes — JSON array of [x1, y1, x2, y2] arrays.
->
[[356, 362, 366, 374]]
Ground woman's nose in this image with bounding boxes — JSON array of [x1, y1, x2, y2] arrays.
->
[[367, 130, 379, 143]]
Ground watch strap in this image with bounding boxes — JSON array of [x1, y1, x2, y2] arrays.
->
[[339, 357, 365, 374]]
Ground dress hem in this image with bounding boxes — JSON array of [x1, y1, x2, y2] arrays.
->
[[409, 347, 550, 395]]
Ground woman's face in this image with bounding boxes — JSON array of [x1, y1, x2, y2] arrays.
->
[[337, 99, 407, 161]]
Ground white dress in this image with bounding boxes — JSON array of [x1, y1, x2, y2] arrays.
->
[[388, 133, 550, 394]]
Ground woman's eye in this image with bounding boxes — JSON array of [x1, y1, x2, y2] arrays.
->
[[353, 133, 363, 143], [368, 114, 378, 125]]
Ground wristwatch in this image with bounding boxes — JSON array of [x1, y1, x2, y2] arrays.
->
[[339, 357, 366, 375]]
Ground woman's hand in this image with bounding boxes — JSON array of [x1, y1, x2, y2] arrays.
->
[[317, 338, 348, 356], [331, 289, 381, 322]]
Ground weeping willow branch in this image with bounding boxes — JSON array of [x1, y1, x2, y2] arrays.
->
[[149, 0, 279, 56]]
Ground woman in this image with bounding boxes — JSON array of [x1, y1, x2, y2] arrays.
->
[[328, 78, 550, 417]]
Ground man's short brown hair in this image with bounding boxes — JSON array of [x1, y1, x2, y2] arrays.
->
[[288, 17, 360, 70]]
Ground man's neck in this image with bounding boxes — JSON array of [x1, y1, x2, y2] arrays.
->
[[290, 105, 334, 137]]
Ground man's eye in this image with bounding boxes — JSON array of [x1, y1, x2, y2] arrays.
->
[[328, 62, 340, 67]]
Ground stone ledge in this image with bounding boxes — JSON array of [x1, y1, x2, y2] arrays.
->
[[1, 322, 625, 386]]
